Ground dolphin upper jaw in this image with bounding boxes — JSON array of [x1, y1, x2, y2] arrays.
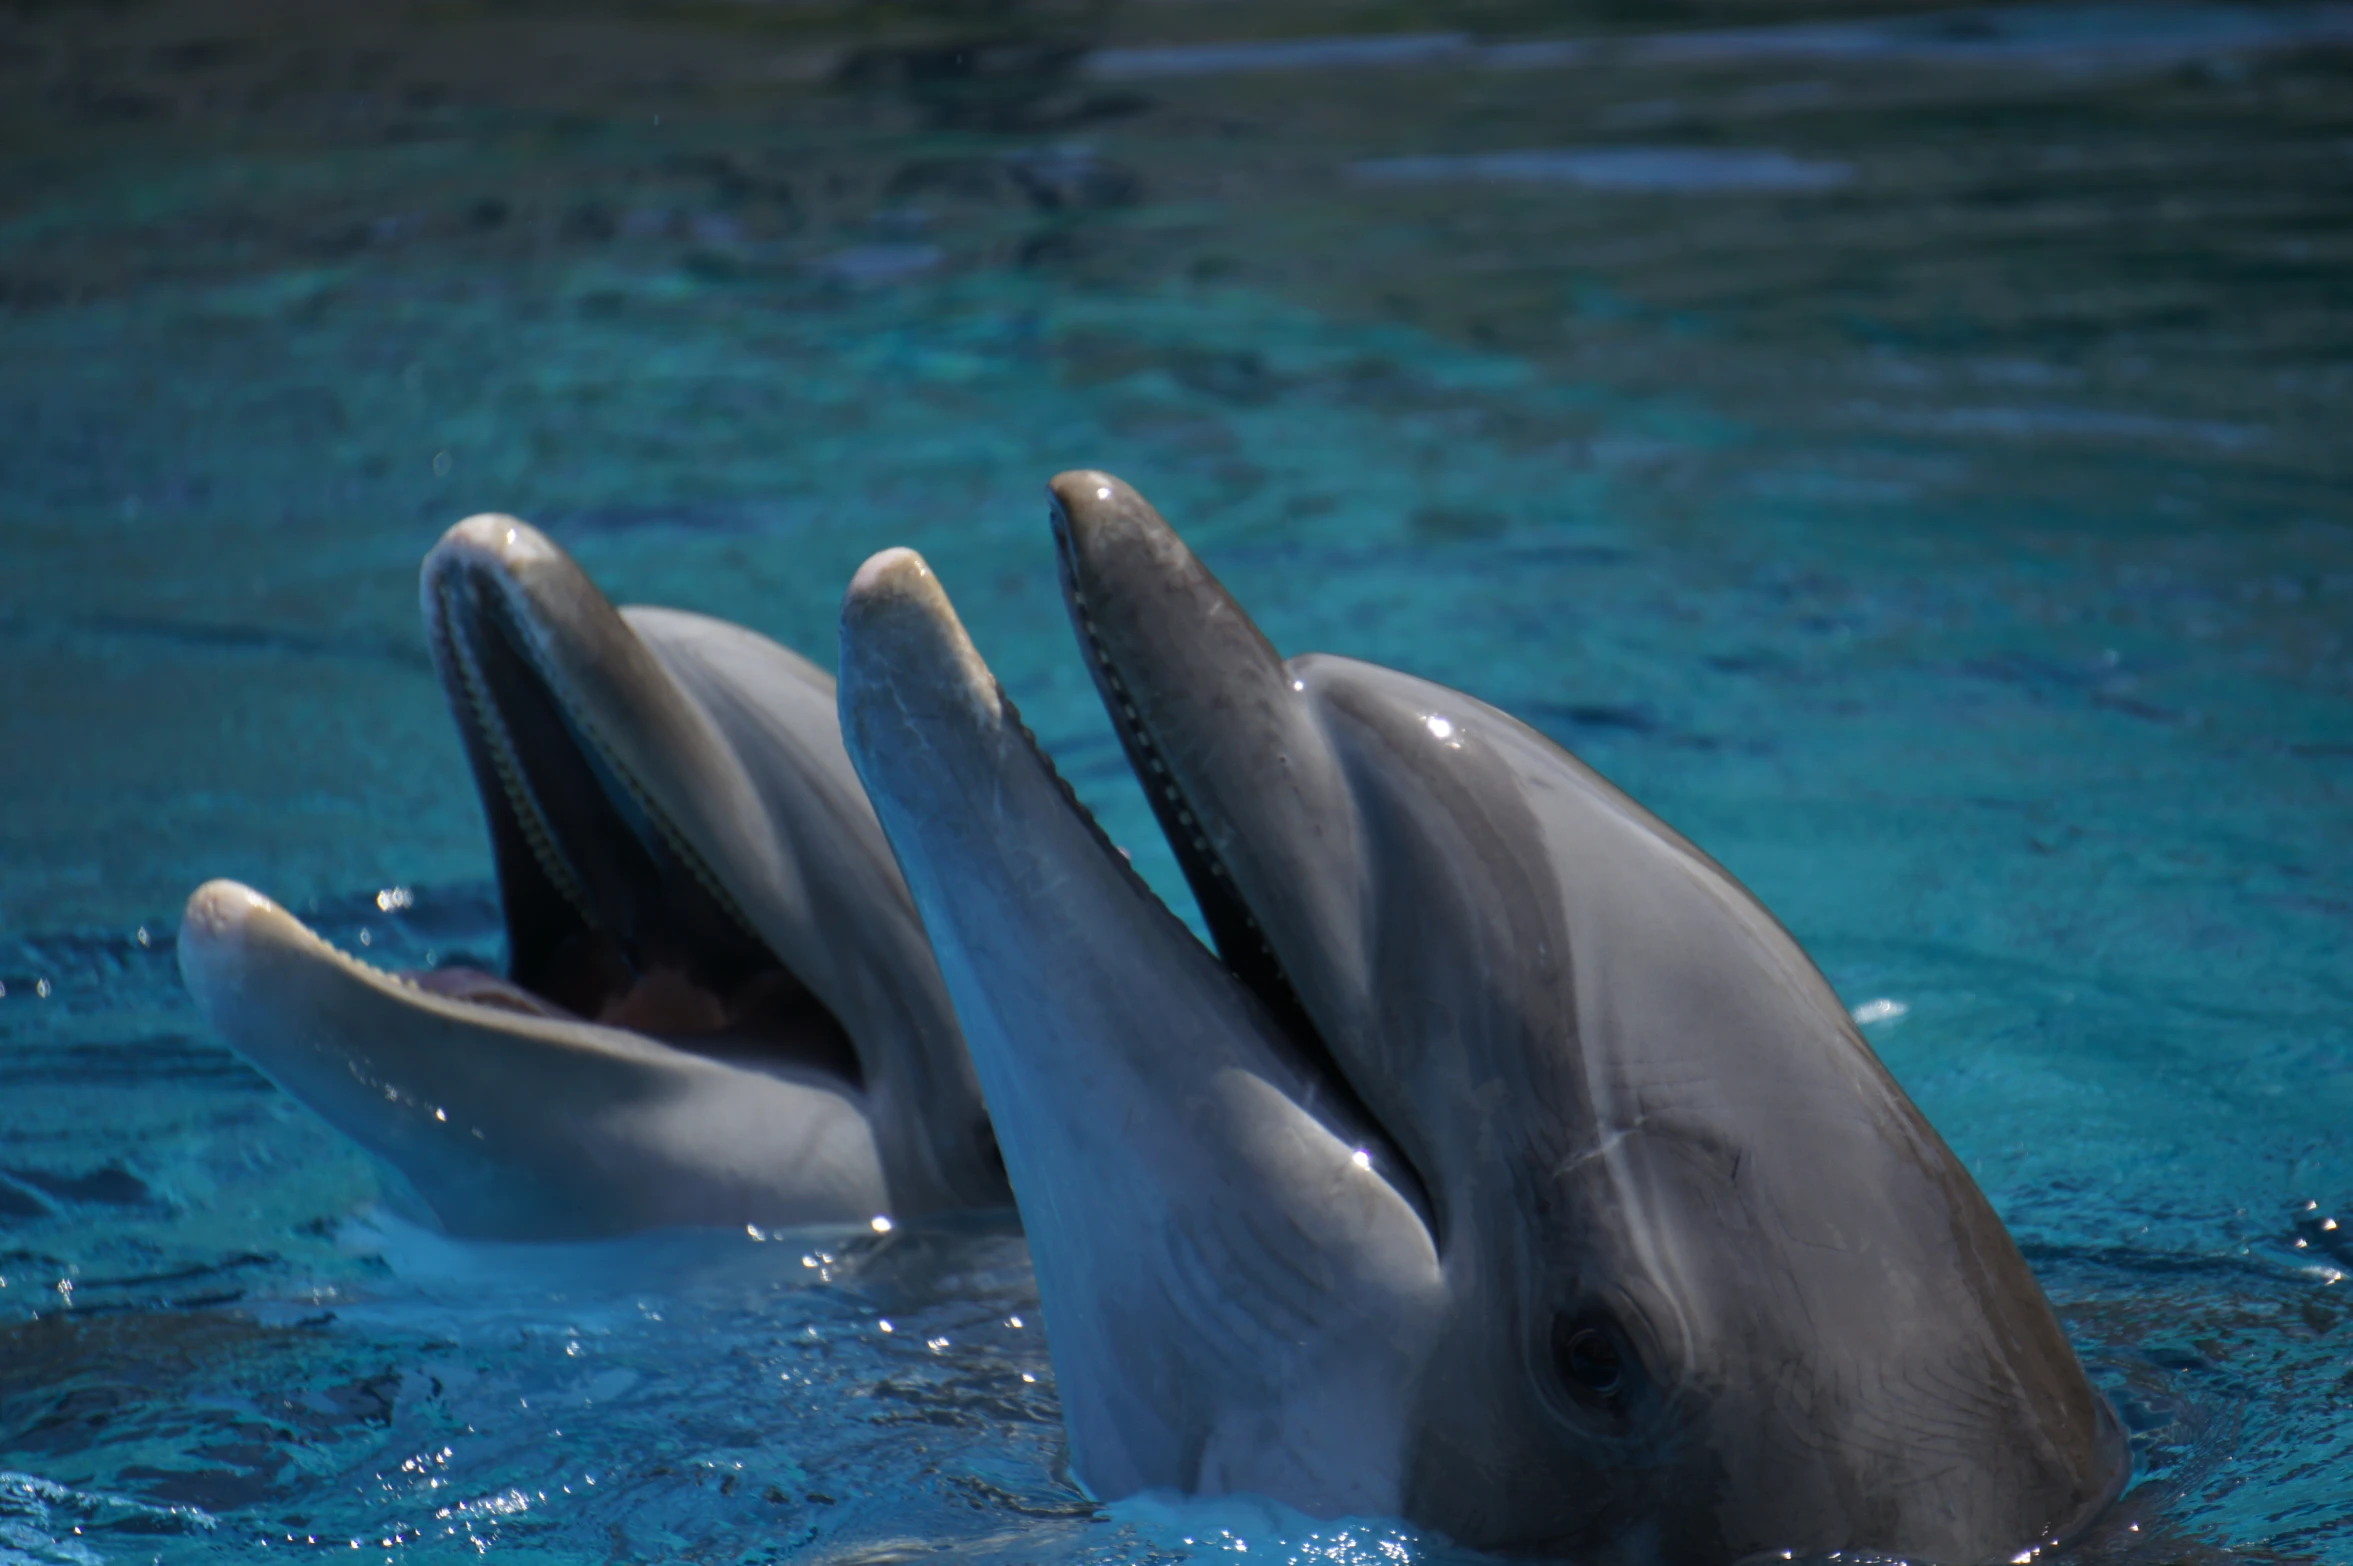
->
[[1047, 474, 1377, 1046], [839, 546, 1444, 1516], [421, 514, 786, 966]]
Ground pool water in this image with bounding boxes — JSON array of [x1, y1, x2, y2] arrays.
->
[[1, 1, 2348, 1560]]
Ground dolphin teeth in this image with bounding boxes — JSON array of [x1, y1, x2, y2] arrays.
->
[[435, 581, 601, 933], [438, 573, 764, 956]]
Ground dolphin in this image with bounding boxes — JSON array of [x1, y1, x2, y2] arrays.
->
[[834, 474, 2129, 1563], [180, 515, 1007, 1239]]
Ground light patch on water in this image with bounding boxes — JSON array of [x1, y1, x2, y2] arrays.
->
[[1851, 998, 1910, 1026], [1085, 4, 2353, 80], [820, 245, 943, 286], [1086, 34, 1476, 78], [1354, 148, 1854, 193], [1868, 403, 2262, 450]]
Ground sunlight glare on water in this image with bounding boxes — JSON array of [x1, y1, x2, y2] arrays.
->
[[1, 0, 2349, 1561]]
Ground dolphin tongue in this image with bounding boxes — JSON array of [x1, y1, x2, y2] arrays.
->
[[403, 965, 574, 1020], [402, 961, 856, 1074]]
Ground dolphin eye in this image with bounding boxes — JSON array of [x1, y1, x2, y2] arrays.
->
[[1562, 1327, 1620, 1392], [1550, 1311, 1638, 1416]]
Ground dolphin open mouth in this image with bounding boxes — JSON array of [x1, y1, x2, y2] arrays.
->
[[1043, 478, 1436, 1229], [1038, 601, 1434, 1230], [1052, 515, 1311, 1043], [421, 528, 860, 1085], [840, 536, 1433, 1239]]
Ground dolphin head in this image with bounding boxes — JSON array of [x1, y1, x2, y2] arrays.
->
[[841, 476, 2127, 1562], [180, 516, 1006, 1236]]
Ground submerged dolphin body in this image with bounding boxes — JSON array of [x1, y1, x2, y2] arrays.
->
[[836, 475, 2128, 1563], [181, 516, 1007, 1238]]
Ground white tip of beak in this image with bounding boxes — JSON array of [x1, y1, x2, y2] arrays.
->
[[432, 513, 559, 573], [839, 548, 1002, 732], [178, 878, 309, 1019]]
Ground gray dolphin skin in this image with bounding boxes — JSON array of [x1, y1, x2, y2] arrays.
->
[[836, 474, 2129, 1564], [180, 515, 1007, 1238]]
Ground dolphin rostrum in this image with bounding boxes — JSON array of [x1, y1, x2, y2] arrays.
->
[[180, 515, 1007, 1238], [834, 474, 2128, 1563]]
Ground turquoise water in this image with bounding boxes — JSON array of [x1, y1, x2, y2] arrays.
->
[[2, 1, 2349, 1559]]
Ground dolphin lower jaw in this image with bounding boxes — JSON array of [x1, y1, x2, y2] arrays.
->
[[177, 880, 890, 1238]]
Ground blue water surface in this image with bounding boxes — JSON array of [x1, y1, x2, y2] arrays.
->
[[1, 1, 2349, 1561]]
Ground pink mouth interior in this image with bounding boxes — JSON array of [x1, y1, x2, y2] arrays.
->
[[402, 948, 859, 1080]]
